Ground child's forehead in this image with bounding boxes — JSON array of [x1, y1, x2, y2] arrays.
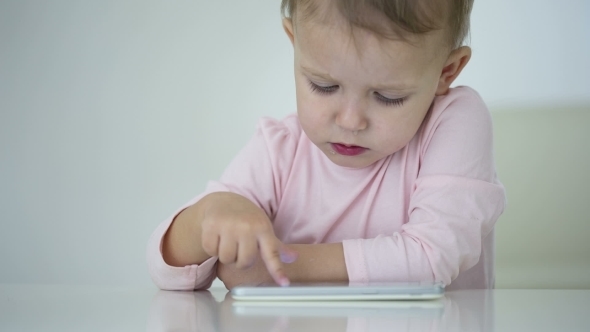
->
[[295, 26, 442, 87], [294, 17, 445, 66]]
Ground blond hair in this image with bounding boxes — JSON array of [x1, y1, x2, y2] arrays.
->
[[280, 0, 473, 49]]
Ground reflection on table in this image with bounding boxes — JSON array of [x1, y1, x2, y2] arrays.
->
[[147, 288, 494, 332], [1, 285, 589, 331]]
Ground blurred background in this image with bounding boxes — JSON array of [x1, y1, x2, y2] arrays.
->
[[1, 0, 589, 288]]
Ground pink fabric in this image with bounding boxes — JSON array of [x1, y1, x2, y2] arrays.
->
[[147, 86, 506, 290]]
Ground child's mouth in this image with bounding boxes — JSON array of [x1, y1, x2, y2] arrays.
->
[[330, 143, 367, 156]]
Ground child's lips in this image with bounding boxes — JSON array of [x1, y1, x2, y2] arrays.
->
[[330, 143, 368, 156]]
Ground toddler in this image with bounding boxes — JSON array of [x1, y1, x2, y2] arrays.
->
[[147, 0, 506, 290]]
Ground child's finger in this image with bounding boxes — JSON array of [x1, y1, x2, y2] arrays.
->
[[201, 233, 220, 257], [236, 237, 257, 269], [258, 233, 289, 286], [217, 237, 238, 264]]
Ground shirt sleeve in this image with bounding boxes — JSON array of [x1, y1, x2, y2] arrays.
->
[[146, 116, 298, 290], [342, 87, 506, 286]]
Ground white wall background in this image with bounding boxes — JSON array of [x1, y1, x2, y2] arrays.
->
[[1, 0, 589, 286]]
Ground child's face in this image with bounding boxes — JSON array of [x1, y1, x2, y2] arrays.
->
[[285, 12, 460, 169]]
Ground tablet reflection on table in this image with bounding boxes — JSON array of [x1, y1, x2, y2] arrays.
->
[[147, 289, 493, 332], [231, 299, 444, 332]]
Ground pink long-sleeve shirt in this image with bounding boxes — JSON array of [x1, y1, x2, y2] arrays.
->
[[147, 86, 506, 290]]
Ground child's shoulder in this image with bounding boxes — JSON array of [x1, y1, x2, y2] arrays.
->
[[256, 113, 303, 142], [252, 114, 305, 175], [424, 86, 492, 131], [431, 86, 488, 117]]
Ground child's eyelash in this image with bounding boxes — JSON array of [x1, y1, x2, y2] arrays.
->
[[308, 80, 405, 107], [374, 92, 405, 107], [308, 81, 338, 95]]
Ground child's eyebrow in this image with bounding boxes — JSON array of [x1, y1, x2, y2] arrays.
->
[[372, 81, 416, 92], [301, 66, 335, 82], [301, 65, 416, 92]]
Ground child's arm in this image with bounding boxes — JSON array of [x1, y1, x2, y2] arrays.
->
[[217, 243, 348, 288], [161, 189, 348, 289], [339, 88, 506, 287], [160, 197, 210, 267], [147, 116, 299, 290]]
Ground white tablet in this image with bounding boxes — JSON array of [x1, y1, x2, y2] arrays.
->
[[231, 282, 444, 301]]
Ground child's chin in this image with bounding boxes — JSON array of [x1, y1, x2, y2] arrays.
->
[[327, 154, 377, 169]]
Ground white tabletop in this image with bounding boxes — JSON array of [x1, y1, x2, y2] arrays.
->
[[1, 285, 589, 331]]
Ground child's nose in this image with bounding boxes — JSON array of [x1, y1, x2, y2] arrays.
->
[[335, 99, 368, 132]]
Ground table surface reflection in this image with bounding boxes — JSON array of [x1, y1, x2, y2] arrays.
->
[[1, 285, 589, 331]]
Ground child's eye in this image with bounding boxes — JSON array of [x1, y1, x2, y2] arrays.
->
[[308, 80, 338, 95], [374, 92, 405, 107]]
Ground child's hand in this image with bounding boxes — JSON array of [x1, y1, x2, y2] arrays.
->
[[199, 192, 298, 286], [216, 253, 273, 289]]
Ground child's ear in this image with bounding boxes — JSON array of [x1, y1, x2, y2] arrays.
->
[[435, 46, 471, 95], [282, 18, 295, 46]]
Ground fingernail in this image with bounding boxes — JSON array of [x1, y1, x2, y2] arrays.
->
[[278, 277, 290, 287], [280, 251, 298, 264]]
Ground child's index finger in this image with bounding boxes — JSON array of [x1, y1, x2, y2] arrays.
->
[[257, 234, 290, 286]]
